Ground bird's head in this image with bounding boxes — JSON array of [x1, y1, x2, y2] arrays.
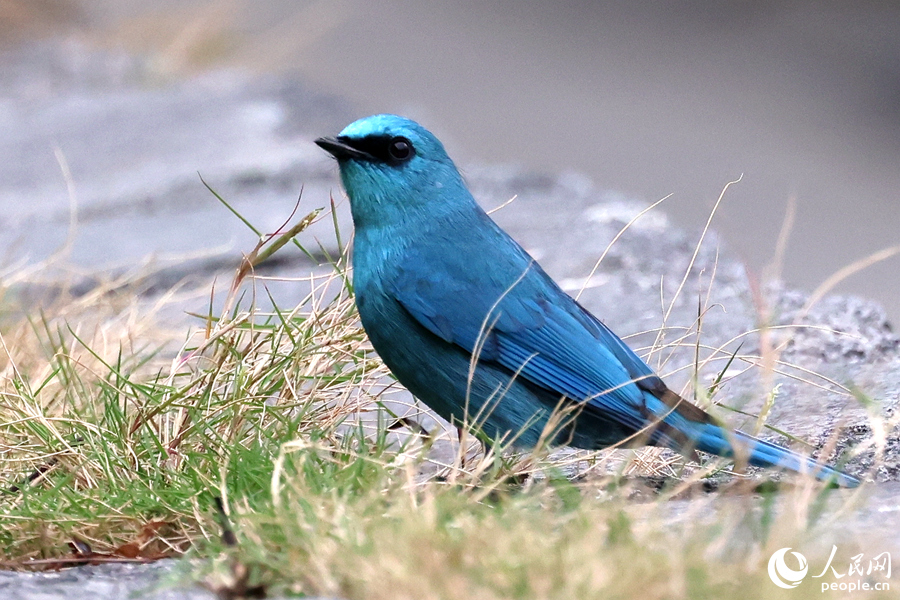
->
[[316, 114, 473, 227]]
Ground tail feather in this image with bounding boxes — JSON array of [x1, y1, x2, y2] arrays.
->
[[692, 424, 859, 488]]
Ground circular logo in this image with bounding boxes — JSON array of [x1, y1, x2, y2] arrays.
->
[[768, 547, 809, 589]]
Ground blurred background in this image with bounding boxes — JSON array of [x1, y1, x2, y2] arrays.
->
[[3, 0, 899, 321]]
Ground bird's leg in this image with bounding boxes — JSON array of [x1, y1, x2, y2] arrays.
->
[[457, 426, 468, 470], [457, 426, 491, 475]]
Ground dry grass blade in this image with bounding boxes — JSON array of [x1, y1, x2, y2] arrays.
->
[[799, 245, 900, 319]]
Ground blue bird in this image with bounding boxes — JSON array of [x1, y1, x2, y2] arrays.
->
[[315, 114, 858, 487]]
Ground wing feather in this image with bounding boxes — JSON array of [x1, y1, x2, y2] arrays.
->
[[389, 246, 702, 436]]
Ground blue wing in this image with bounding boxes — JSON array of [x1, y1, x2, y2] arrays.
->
[[388, 241, 706, 442]]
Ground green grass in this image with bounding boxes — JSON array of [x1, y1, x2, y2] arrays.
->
[[0, 198, 889, 599]]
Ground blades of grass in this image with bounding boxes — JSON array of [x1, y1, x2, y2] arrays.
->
[[692, 289, 702, 403], [330, 193, 343, 257], [799, 244, 900, 319], [200, 175, 261, 237], [651, 176, 742, 361], [707, 341, 744, 399], [250, 209, 323, 269]]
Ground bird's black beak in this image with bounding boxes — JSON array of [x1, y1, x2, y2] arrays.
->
[[315, 136, 373, 161]]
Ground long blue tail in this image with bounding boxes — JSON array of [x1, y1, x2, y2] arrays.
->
[[691, 424, 859, 487]]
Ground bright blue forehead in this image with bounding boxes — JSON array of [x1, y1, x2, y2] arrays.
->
[[339, 114, 424, 139]]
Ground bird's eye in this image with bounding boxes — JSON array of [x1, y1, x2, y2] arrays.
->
[[388, 137, 413, 162]]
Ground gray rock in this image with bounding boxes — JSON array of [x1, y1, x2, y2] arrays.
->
[[0, 560, 345, 600], [0, 562, 213, 600]]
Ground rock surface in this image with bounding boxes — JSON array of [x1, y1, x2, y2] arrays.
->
[[0, 560, 345, 600], [0, 562, 213, 600]]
